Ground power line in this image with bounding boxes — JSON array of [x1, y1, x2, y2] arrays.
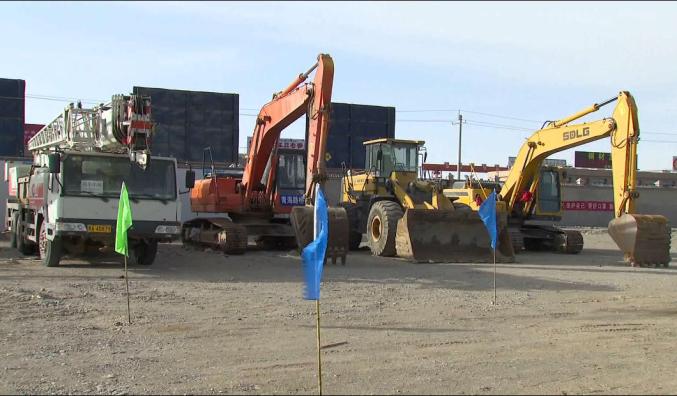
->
[[459, 109, 542, 124], [0, 94, 106, 104], [396, 117, 677, 137], [397, 108, 542, 123], [397, 119, 454, 123], [642, 139, 677, 144], [8, 93, 677, 138]]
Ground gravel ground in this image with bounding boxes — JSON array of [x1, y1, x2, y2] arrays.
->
[[0, 229, 676, 395]]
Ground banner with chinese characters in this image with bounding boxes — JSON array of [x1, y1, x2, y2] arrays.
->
[[280, 194, 305, 206], [562, 200, 614, 211], [247, 137, 305, 152], [574, 151, 612, 169]]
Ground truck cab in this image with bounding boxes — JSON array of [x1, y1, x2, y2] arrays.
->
[[7, 151, 181, 267]]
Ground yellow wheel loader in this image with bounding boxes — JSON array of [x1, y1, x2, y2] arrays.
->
[[340, 138, 515, 263], [444, 92, 671, 267]]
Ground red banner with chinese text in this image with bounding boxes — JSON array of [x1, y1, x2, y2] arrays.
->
[[562, 201, 614, 211]]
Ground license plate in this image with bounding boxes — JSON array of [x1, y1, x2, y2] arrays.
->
[[87, 224, 112, 233]]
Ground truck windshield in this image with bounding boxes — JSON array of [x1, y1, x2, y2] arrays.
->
[[62, 155, 176, 200]]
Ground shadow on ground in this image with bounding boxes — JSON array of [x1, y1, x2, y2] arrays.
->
[[0, 242, 628, 293]]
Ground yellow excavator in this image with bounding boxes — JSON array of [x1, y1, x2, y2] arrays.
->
[[340, 138, 515, 262], [444, 91, 671, 267]]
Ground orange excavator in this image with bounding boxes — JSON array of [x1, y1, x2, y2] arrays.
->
[[181, 54, 349, 263]]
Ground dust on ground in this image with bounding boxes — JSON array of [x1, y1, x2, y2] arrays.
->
[[1, 230, 676, 395]]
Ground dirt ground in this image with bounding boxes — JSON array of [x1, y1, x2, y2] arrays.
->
[[1, 229, 676, 395]]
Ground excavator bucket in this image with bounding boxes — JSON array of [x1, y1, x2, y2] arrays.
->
[[290, 206, 350, 265], [608, 214, 672, 267], [395, 209, 515, 263]]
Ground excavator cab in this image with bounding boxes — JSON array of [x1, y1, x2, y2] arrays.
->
[[272, 148, 306, 214], [517, 166, 563, 221], [533, 168, 562, 216]]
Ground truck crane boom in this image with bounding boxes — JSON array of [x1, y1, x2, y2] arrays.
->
[[27, 94, 153, 168]]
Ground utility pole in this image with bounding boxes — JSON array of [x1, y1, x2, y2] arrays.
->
[[457, 112, 463, 180]]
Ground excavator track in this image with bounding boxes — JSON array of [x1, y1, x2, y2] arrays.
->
[[555, 229, 584, 254], [181, 218, 248, 254], [508, 228, 524, 254]]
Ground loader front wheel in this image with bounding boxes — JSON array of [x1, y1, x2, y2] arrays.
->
[[367, 201, 403, 257]]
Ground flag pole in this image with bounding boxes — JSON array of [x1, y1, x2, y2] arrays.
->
[[124, 255, 131, 324], [314, 182, 323, 396], [316, 299, 323, 395], [492, 247, 497, 305]]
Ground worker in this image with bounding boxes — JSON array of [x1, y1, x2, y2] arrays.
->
[[474, 194, 483, 206]]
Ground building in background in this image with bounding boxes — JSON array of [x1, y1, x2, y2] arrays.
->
[[0, 78, 26, 158], [132, 86, 239, 165], [323, 102, 396, 170]]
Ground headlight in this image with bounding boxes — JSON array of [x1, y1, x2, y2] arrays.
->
[[56, 222, 87, 232], [155, 225, 180, 234]]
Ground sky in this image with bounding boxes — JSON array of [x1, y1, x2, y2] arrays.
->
[[2, 1, 677, 171]]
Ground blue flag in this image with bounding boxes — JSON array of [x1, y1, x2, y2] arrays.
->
[[302, 186, 329, 300], [478, 190, 498, 250]]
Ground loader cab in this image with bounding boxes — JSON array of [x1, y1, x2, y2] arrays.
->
[[364, 138, 423, 178]]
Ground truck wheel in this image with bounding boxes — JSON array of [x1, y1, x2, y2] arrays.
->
[[39, 222, 62, 267], [133, 240, 158, 266], [10, 213, 18, 248], [367, 201, 403, 257], [16, 215, 34, 255]]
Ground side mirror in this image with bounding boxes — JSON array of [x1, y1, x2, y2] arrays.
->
[[185, 170, 195, 189], [377, 149, 383, 161], [423, 152, 428, 163], [48, 153, 61, 174]]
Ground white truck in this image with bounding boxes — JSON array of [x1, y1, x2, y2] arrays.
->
[[5, 94, 182, 267]]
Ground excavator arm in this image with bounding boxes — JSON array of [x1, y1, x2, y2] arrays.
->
[[502, 92, 670, 265], [242, 54, 334, 207]]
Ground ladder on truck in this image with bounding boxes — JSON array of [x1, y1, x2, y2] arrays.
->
[[27, 94, 154, 168]]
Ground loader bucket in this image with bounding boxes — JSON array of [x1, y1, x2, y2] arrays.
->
[[395, 209, 515, 263], [608, 214, 672, 267], [290, 206, 350, 265]]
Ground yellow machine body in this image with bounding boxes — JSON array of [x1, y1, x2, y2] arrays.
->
[[340, 138, 514, 263]]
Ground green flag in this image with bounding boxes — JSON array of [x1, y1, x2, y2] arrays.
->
[[115, 182, 133, 256]]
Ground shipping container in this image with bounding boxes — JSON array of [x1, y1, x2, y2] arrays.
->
[[0, 78, 25, 157], [323, 102, 396, 169], [132, 86, 239, 164]]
